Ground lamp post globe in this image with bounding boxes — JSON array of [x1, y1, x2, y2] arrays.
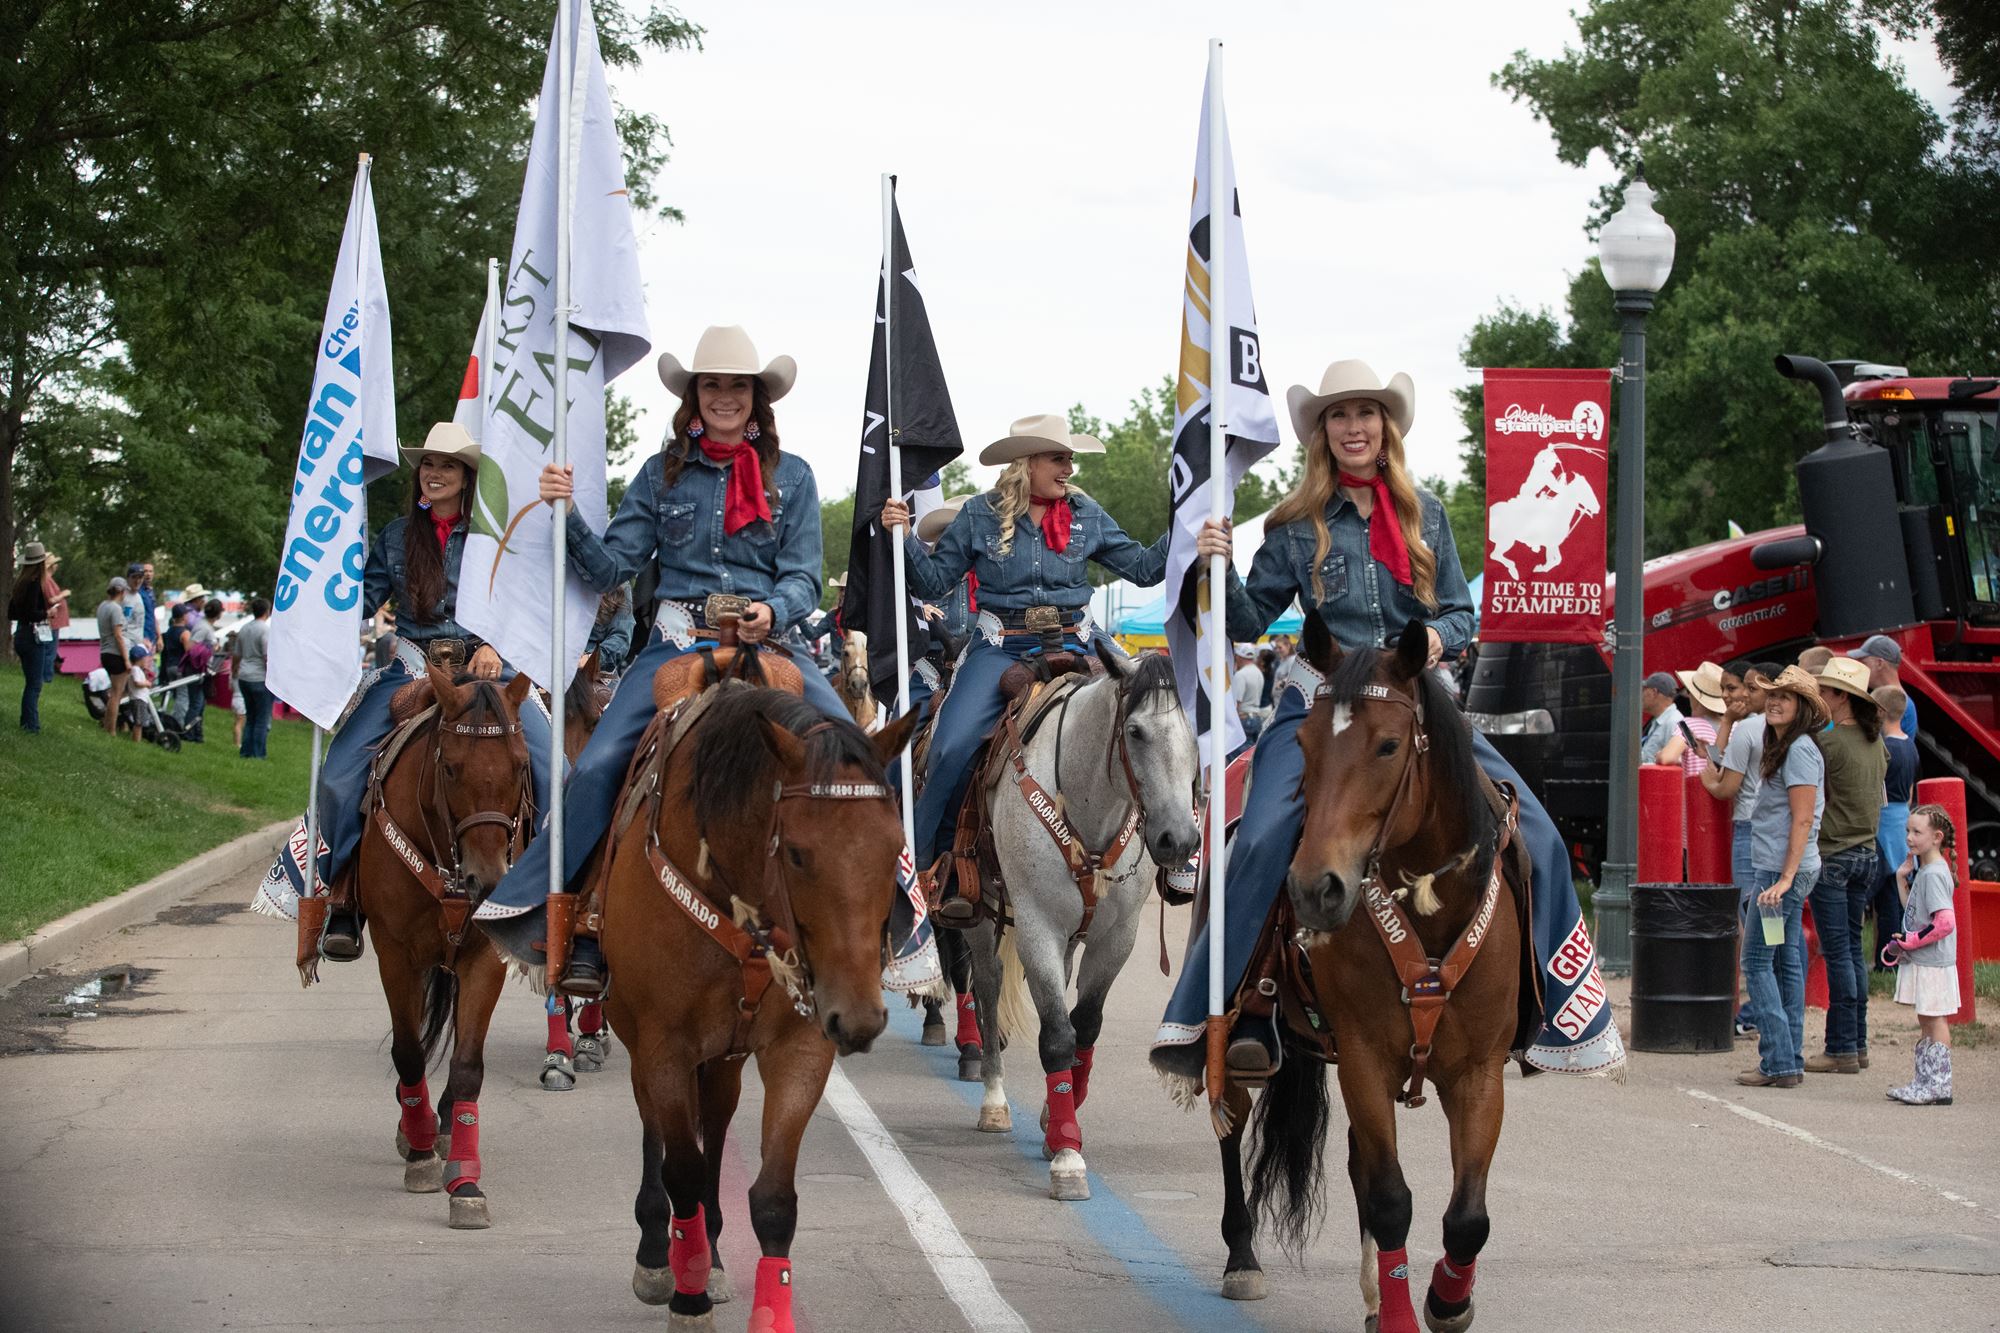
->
[[1594, 168, 1676, 976]]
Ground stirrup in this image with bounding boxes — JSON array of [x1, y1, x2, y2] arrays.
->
[[1224, 1035, 1278, 1085], [933, 896, 979, 928], [319, 912, 364, 963], [557, 938, 608, 999]]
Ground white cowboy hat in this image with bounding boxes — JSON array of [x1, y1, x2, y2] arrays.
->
[[1816, 657, 1876, 704], [1676, 660, 1726, 712], [978, 413, 1105, 467], [915, 493, 978, 545], [657, 325, 797, 403], [1285, 359, 1416, 444], [399, 421, 483, 469]]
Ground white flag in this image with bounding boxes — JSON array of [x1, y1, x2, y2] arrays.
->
[[456, 2, 652, 690], [269, 158, 400, 729], [1164, 70, 1281, 766], [451, 270, 496, 444]]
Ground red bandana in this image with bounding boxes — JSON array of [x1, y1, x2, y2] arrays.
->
[[427, 507, 464, 552], [700, 438, 772, 534], [965, 572, 979, 615], [1337, 473, 1411, 587], [1038, 497, 1073, 554]]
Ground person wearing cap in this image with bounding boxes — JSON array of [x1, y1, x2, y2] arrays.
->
[[1229, 641, 1267, 756], [1848, 634, 1917, 737], [1155, 360, 1613, 1082], [1658, 661, 1724, 777], [1803, 657, 1889, 1075], [880, 412, 1188, 926], [1736, 666, 1830, 1088], [1638, 669, 1686, 765], [182, 594, 222, 743], [906, 493, 979, 712], [274, 421, 555, 961], [95, 575, 135, 737], [481, 325, 846, 993], [157, 601, 195, 723], [8, 542, 58, 732]]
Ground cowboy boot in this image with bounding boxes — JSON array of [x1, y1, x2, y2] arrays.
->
[[1887, 1039, 1930, 1104], [320, 867, 364, 962], [558, 935, 607, 999], [928, 857, 977, 929], [1930, 1043, 1954, 1106]]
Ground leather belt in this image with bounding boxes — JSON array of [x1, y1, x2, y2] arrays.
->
[[990, 605, 1082, 633]]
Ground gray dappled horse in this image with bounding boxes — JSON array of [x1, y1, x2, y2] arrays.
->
[[961, 650, 1200, 1199]]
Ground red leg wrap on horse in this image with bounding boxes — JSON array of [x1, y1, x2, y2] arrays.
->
[[545, 1009, 574, 1058], [1071, 1045, 1095, 1110], [752, 1256, 794, 1333], [668, 1206, 710, 1296], [396, 1080, 437, 1154], [444, 1101, 481, 1190], [1376, 1246, 1418, 1333], [1430, 1254, 1477, 1306], [955, 992, 980, 1049], [1043, 1071, 1082, 1156], [579, 1000, 605, 1035]]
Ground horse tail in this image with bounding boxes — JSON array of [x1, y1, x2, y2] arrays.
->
[[995, 931, 1037, 1045], [419, 965, 458, 1070], [1247, 1046, 1331, 1257]]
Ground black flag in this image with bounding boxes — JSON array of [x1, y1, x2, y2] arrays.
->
[[839, 182, 963, 705]]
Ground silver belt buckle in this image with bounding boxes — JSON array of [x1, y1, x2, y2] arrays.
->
[[1023, 605, 1062, 634], [702, 594, 750, 627]]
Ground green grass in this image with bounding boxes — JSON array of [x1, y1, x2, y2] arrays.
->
[[0, 667, 309, 941]]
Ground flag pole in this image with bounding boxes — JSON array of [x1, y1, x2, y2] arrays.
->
[[484, 257, 499, 396], [305, 725, 323, 902], [882, 172, 916, 847], [547, 0, 574, 909], [1202, 37, 1232, 1131]]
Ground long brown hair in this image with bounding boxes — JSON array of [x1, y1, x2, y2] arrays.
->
[[9, 560, 44, 609], [664, 381, 782, 507], [1760, 691, 1826, 782], [1267, 409, 1438, 608], [400, 462, 468, 624]]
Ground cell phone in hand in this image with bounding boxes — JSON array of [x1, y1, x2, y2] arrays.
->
[[1677, 720, 1697, 748]]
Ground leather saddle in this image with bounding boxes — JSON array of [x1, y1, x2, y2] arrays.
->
[[652, 642, 804, 712]]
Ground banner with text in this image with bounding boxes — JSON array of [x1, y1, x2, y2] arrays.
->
[[1480, 367, 1611, 645]]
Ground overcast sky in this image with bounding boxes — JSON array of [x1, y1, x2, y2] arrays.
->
[[601, 0, 1955, 498]]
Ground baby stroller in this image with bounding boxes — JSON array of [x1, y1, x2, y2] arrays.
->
[[82, 667, 186, 751]]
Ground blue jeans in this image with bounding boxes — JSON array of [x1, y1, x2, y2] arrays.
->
[[1811, 844, 1878, 1056], [1742, 866, 1815, 1077], [239, 679, 273, 758], [14, 625, 49, 731]]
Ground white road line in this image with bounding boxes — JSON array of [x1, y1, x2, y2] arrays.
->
[[1683, 1087, 1994, 1219], [822, 1064, 1031, 1332]]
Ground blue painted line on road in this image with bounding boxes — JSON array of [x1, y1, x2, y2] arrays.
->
[[885, 1003, 1270, 1333]]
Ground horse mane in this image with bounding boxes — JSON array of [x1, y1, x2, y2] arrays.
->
[[1324, 646, 1495, 855], [688, 687, 886, 833], [1115, 650, 1181, 713]]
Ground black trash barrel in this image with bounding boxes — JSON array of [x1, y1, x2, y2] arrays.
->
[[1629, 883, 1739, 1053]]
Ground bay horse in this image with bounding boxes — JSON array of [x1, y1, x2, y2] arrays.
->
[[358, 662, 537, 1230], [963, 649, 1200, 1199], [1232, 615, 1525, 1333], [596, 676, 918, 1332]]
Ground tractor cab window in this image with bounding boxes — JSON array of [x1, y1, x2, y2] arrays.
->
[[1907, 408, 2000, 609]]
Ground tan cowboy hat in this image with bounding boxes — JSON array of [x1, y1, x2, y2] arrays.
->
[[1747, 664, 1829, 728], [827, 572, 847, 591], [180, 582, 210, 602], [1816, 657, 1876, 704], [1286, 359, 1416, 444], [657, 325, 796, 403], [399, 421, 483, 469], [978, 413, 1105, 467], [916, 493, 978, 545], [1676, 660, 1726, 712]]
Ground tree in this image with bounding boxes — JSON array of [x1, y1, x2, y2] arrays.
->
[[1462, 0, 1998, 562]]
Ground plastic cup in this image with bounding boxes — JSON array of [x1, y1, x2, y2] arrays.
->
[[1759, 901, 1785, 947]]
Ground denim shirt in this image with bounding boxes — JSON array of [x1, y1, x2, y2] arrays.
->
[[903, 492, 1167, 611], [585, 595, 635, 672], [564, 446, 823, 632], [363, 516, 480, 648], [1228, 488, 1475, 654]]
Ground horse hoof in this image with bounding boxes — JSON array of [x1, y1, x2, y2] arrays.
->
[[1222, 1269, 1267, 1301], [976, 1104, 1012, 1133], [707, 1263, 732, 1303], [633, 1264, 673, 1305], [540, 1062, 576, 1092], [1365, 1318, 1379, 1333], [956, 1048, 983, 1082], [574, 1035, 607, 1073], [921, 1019, 947, 1047], [1424, 1297, 1475, 1332], [448, 1191, 490, 1230], [1049, 1149, 1090, 1201], [666, 1313, 714, 1332], [403, 1154, 443, 1193]]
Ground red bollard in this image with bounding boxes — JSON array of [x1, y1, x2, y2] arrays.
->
[[1638, 764, 1685, 884], [1803, 904, 1829, 1011], [1914, 778, 1979, 1026], [1685, 773, 1731, 885]]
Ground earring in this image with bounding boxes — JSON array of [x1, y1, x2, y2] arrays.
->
[[686, 418, 705, 439], [1376, 454, 1388, 472], [418, 497, 432, 511], [744, 420, 762, 442]]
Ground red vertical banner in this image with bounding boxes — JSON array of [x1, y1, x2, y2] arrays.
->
[[1480, 368, 1613, 644]]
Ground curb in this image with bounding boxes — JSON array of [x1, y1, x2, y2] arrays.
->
[[0, 818, 291, 995]]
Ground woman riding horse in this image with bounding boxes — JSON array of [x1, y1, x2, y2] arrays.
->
[[882, 413, 1201, 926], [477, 325, 850, 993], [262, 422, 553, 962], [1151, 359, 1621, 1082]]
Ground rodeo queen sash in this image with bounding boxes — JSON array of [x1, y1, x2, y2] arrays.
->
[[1480, 368, 1612, 645]]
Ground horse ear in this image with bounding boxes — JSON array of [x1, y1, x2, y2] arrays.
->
[[871, 708, 923, 765], [425, 659, 461, 712], [1093, 639, 1128, 680], [1301, 610, 1341, 674], [502, 671, 534, 709], [755, 714, 808, 771], [1391, 619, 1429, 683]]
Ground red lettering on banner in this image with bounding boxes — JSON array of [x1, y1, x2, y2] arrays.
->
[[1549, 918, 1594, 985], [1550, 964, 1608, 1039], [1481, 368, 1612, 645]]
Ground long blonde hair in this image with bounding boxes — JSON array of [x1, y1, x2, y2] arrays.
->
[[1267, 410, 1438, 608], [991, 460, 1079, 557]]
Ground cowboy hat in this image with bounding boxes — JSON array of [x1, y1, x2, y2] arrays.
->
[[916, 493, 978, 545], [657, 325, 796, 403], [16, 541, 46, 565], [179, 582, 210, 602], [1816, 657, 1877, 704], [1285, 359, 1416, 444], [827, 572, 847, 591], [1747, 665, 1829, 727], [1677, 661, 1726, 712], [978, 413, 1105, 467], [399, 421, 483, 469]]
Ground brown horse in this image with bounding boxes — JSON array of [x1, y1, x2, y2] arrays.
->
[[1236, 616, 1526, 1333], [599, 679, 918, 1332], [358, 663, 536, 1230]]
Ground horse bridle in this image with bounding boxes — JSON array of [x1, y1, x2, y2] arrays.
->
[[419, 709, 534, 897]]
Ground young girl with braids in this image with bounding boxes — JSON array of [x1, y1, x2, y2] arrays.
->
[[1884, 804, 1962, 1105]]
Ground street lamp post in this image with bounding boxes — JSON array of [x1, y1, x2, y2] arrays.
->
[[1593, 168, 1675, 976]]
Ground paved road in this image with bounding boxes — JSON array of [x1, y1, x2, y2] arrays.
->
[[3, 862, 1998, 1333]]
